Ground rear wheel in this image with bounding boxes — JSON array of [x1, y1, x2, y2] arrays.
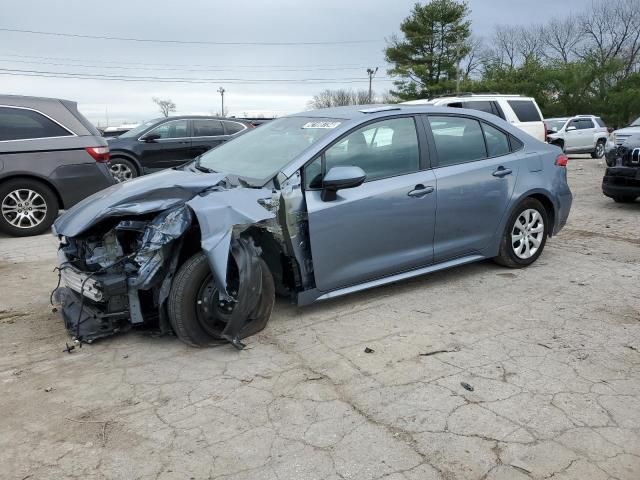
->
[[0, 179, 58, 237], [494, 198, 548, 268], [591, 140, 606, 159], [109, 158, 138, 183], [167, 249, 274, 347]]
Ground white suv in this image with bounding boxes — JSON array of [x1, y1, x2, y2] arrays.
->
[[403, 94, 546, 141], [545, 115, 608, 158]]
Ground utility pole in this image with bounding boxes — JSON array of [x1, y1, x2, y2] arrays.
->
[[217, 87, 226, 117], [366, 67, 378, 103]]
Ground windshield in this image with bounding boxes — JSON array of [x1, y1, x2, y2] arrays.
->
[[196, 116, 342, 179], [546, 119, 568, 132], [117, 119, 160, 138], [630, 116, 640, 127]]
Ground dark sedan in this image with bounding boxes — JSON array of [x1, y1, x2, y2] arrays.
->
[[106, 116, 253, 182]]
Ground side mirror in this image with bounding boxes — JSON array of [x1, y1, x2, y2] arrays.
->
[[141, 133, 161, 142], [321, 166, 366, 202], [566, 126, 577, 132]]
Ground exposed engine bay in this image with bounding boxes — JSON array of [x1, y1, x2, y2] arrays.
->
[[51, 167, 314, 349]]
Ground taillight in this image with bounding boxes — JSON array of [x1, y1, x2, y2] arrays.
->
[[555, 153, 569, 167], [86, 146, 110, 162]]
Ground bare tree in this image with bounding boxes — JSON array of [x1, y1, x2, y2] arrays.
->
[[307, 89, 372, 109], [580, 0, 640, 72], [516, 25, 543, 63], [492, 25, 520, 68], [152, 97, 176, 117], [461, 36, 488, 79], [541, 16, 583, 63]]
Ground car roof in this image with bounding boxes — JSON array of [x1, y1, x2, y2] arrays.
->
[[290, 104, 450, 120], [404, 95, 536, 104]]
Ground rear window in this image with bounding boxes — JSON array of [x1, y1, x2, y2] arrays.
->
[[0, 106, 73, 141], [224, 121, 247, 135], [507, 100, 542, 123], [193, 119, 224, 137]]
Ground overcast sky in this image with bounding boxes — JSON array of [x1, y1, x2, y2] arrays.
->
[[0, 0, 587, 125]]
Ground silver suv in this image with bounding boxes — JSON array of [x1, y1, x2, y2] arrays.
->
[[546, 115, 608, 158]]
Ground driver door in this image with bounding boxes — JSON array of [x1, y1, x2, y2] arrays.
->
[[304, 116, 437, 292]]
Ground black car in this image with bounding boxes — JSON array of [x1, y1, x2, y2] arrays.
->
[[0, 94, 115, 236], [106, 116, 253, 182], [603, 134, 640, 203]]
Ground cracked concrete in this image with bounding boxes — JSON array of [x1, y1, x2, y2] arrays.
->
[[1, 156, 639, 479]]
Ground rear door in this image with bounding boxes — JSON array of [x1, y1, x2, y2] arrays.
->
[[304, 116, 437, 292], [138, 119, 191, 170], [425, 114, 522, 261], [505, 99, 545, 141], [191, 119, 226, 157]]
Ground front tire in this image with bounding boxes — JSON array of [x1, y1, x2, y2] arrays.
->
[[167, 249, 275, 347], [0, 179, 59, 237], [109, 158, 138, 183], [494, 198, 548, 268], [591, 140, 605, 159]]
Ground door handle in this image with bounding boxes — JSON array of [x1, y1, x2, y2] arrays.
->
[[408, 184, 435, 198], [492, 166, 513, 178]]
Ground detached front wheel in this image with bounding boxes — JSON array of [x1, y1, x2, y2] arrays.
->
[[167, 245, 275, 347], [494, 198, 548, 268]]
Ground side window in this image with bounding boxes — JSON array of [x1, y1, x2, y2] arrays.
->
[[428, 116, 487, 166], [464, 101, 495, 116], [193, 119, 223, 137], [507, 100, 542, 123], [308, 117, 420, 186], [568, 119, 580, 130], [482, 123, 510, 157], [148, 120, 188, 139], [224, 121, 247, 135], [0, 106, 72, 141], [579, 119, 594, 130], [595, 117, 606, 128], [510, 135, 524, 151]]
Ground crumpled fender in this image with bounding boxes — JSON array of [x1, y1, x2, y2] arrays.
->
[[53, 169, 228, 237], [186, 188, 275, 299]]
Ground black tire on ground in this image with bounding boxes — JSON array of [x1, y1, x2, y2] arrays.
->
[[591, 140, 606, 159], [0, 178, 59, 237], [167, 249, 275, 347], [613, 196, 637, 203], [108, 158, 138, 182], [493, 197, 549, 268]]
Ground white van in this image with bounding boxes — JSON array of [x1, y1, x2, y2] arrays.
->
[[403, 94, 546, 142]]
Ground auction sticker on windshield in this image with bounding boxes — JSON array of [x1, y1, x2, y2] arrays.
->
[[302, 121, 342, 129]]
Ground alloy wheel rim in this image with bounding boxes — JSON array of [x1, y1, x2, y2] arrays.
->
[[1, 189, 47, 229], [110, 163, 134, 182], [511, 208, 544, 259], [596, 143, 605, 157]]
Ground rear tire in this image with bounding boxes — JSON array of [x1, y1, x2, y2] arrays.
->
[[591, 140, 606, 159], [109, 158, 138, 183], [494, 198, 548, 268], [0, 179, 58, 237], [613, 196, 637, 203], [167, 250, 274, 347]]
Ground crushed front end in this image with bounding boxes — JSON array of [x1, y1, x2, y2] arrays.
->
[[603, 143, 640, 200], [53, 206, 192, 342]]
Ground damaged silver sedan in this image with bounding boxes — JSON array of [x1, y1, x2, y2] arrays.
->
[[52, 105, 572, 348]]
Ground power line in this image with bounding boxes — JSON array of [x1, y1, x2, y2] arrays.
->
[[0, 52, 375, 69], [0, 67, 395, 85], [0, 57, 377, 73], [0, 27, 382, 46]]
